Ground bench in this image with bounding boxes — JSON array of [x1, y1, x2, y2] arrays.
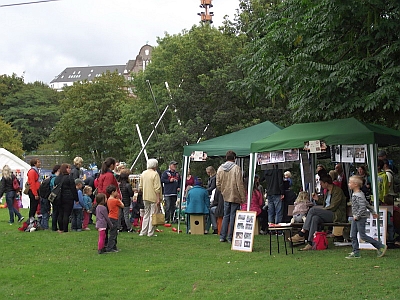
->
[[287, 205, 352, 242]]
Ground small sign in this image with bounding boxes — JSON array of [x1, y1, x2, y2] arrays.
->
[[190, 151, 207, 161], [231, 210, 257, 252]]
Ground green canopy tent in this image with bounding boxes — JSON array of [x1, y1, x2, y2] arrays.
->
[[180, 121, 282, 226], [249, 118, 400, 234]]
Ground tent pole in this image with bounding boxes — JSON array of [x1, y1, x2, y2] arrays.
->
[[368, 144, 381, 242]]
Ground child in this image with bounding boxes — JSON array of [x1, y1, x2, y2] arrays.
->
[[346, 175, 387, 259], [290, 191, 312, 223], [105, 184, 124, 253], [95, 193, 112, 254], [82, 185, 93, 231], [71, 179, 85, 231]]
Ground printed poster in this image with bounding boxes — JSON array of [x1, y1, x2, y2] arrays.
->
[[231, 210, 257, 252]]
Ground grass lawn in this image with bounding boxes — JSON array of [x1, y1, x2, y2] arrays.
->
[[1, 208, 400, 299]]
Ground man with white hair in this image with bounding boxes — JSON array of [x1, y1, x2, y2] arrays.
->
[[139, 159, 162, 237]]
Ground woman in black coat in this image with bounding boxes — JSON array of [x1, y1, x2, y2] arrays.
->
[[54, 163, 79, 233]]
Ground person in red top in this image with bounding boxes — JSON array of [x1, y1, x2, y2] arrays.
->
[[105, 184, 124, 253], [97, 157, 121, 198], [27, 158, 41, 218]]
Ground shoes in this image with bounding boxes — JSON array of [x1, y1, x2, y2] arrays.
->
[[106, 249, 119, 253], [227, 239, 232, 243], [148, 234, 157, 237], [204, 231, 208, 234], [289, 234, 305, 243], [98, 249, 105, 254], [212, 229, 218, 235], [220, 239, 227, 242], [77, 229, 82, 232], [164, 220, 169, 224], [139, 233, 144, 236], [346, 252, 361, 259], [18, 217, 24, 222], [259, 230, 267, 235], [299, 244, 313, 251], [128, 228, 135, 233], [377, 245, 387, 258], [83, 228, 90, 231], [9, 223, 13, 225]]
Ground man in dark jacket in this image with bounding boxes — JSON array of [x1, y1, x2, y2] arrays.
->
[[264, 165, 285, 224], [161, 161, 181, 224]]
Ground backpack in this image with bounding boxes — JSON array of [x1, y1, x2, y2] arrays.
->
[[312, 231, 328, 250], [38, 176, 52, 199]]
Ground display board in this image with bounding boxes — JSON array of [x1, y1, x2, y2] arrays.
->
[[359, 207, 388, 250], [231, 210, 257, 252]]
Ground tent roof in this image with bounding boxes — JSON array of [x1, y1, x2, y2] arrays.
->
[[251, 117, 400, 153], [0, 148, 30, 171], [183, 121, 282, 157]]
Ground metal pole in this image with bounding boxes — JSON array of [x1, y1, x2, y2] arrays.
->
[[135, 124, 149, 162]]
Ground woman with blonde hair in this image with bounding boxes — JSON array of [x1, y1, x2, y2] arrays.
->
[[0, 165, 24, 224]]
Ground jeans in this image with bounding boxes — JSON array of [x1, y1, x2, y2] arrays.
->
[[106, 218, 119, 251], [164, 195, 177, 223], [71, 208, 83, 230], [121, 207, 132, 230], [267, 195, 283, 224], [6, 191, 22, 223], [40, 198, 50, 229], [350, 217, 384, 253], [210, 206, 217, 231], [220, 202, 240, 242], [302, 207, 334, 242]]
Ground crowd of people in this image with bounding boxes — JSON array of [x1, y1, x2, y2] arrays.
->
[[1, 148, 398, 258]]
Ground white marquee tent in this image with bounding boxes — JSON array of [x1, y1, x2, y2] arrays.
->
[[0, 148, 31, 208]]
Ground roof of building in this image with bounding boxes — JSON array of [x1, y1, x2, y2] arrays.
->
[[50, 65, 126, 83]]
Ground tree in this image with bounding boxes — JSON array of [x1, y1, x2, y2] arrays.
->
[[232, 0, 400, 128], [52, 71, 131, 165], [118, 24, 273, 170], [1, 80, 62, 151], [0, 117, 24, 157]]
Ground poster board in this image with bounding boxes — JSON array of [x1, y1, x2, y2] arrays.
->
[[231, 210, 257, 252], [359, 207, 387, 250]]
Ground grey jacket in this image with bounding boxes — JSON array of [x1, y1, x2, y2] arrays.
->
[[351, 191, 375, 219]]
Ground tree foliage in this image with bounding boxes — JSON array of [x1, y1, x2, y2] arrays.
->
[[233, 0, 400, 128], [52, 71, 131, 165], [0, 117, 24, 157], [0, 75, 62, 151]]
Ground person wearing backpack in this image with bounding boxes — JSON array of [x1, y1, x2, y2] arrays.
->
[[346, 175, 387, 258], [0, 165, 24, 225], [39, 165, 60, 230]]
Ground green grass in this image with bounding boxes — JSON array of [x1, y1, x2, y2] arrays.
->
[[1, 208, 400, 299]]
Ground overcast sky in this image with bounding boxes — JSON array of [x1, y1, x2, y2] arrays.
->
[[1, 0, 239, 84]]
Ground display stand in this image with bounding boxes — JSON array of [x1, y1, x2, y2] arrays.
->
[[359, 207, 387, 250], [231, 210, 256, 252]]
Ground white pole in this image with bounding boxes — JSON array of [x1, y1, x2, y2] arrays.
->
[[135, 124, 149, 162]]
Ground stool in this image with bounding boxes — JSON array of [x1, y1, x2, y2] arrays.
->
[[189, 215, 205, 235], [268, 226, 293, 255]]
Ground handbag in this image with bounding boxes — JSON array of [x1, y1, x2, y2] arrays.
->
[[48, 181, 63, 203], [23, 182, 30, 195], [13, 176, 20, 191], [152, 204, 165, 226]]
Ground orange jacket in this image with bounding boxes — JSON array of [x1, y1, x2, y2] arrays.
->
[[27, 168, 40, 197]]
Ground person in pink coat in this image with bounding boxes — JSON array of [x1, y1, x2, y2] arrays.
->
[[97, 157, 121, 199]]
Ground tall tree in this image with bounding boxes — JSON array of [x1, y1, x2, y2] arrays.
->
[[233, 0, 400, 128], [0, 117, 24, 157], [1, 80, 62, 151], [52, 71, 131, 165]]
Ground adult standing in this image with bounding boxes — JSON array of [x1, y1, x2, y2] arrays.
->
[[0, 165, 24, 224], [206, 166, 216, 195], [139, 158, 162, 237], [27, 158, 41, 219], [161, 161, 181, 224], [216, 150, 245, 243], [264, 164, 285, 224], [289, 175, 347, 250], [54, 163, 79, 233], [70, 157, 83, 180], [97, 157, 121, 198]]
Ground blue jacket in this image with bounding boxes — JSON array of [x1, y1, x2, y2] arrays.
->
[[185, 186, 210, 214], [73, 189, 85, 209], [161, 169, 181, 196]]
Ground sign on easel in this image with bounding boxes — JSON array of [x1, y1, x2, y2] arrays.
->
[[231, 210, 257, 252], [359, 207, 388, 250]]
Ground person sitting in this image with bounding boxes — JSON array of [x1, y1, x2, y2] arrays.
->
[[185, 178, 210, 234], [290, 191, 313, 223], [289, 175, 347, 251]]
